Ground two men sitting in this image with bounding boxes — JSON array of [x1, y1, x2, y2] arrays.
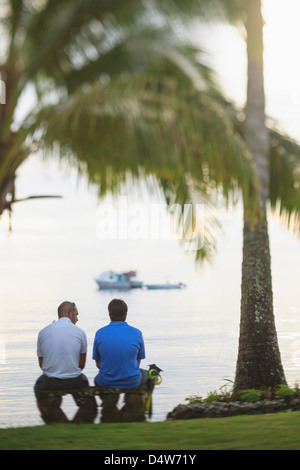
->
[[34, 299, 149, 424]]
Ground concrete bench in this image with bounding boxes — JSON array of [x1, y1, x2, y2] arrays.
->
[[35, 384, 149, 424]]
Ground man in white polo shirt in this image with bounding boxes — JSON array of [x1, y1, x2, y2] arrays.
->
[[34, 301, 96, 423], [35, 301, 88, 389]]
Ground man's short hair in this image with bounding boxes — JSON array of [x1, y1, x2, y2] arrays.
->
[[108, 299, 128, 321], [57, 301, 76, 318]]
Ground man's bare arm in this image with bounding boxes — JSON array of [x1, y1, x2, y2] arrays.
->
[[79, 353, 87, 370]]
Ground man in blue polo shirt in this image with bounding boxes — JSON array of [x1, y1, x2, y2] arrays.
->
[[93, 298, 146, 388], [93, 298, 148, 422]]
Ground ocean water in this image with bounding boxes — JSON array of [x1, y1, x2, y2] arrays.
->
[[0, 282, 239, 427]]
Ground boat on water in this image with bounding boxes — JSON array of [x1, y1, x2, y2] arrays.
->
[[95, 270, 143, 290], [95, 271, 186, 290], [145, 282, 186, 290]]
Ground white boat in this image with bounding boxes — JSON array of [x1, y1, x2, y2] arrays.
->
[[95, 271, 143, 290], [95, 271, 186, 291], [145, 282, 186, 290]]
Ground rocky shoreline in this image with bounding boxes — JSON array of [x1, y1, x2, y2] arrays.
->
[[167, 397, 300, 420]]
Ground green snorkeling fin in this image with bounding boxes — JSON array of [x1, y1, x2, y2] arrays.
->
[[146, 364, 163, 418]]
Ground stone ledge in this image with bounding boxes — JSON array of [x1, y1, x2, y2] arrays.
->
[[167, 398, 300, 420], [35, 384, 148, 398]]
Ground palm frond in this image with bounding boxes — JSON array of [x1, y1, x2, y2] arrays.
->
[[24, 74, 256, 262], [151, 0, 248, 25], [0, 0, 258, 261], [269, 128, 300, 231], [29, 75, 254, 196]]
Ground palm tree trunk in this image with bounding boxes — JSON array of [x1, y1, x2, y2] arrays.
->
[[235, 217, 286, 390], [234, 0, 286, 390]]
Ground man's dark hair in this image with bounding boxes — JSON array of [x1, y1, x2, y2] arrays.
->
[[108, 298, 128, 321]]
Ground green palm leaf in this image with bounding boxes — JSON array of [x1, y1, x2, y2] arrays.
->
[[26, 74, 254, 261], [269, 128, 300, 230], [30, 75, 253, 195], [0, 0, 258, 261]]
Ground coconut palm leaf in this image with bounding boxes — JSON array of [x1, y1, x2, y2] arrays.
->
[[0, 1, 221, 213], [151, 0, 247, 25], [269, 128, 300, 230], [218, 93, 300, 230], [23, 73, 255, 261], [0, 0, 258, 262], [29, 74, 254, 195]]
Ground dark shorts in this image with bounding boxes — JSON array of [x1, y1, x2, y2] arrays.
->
[[94, 368, 149, 388], [140, 368, 149, 386], [34, 373, 89, 396]]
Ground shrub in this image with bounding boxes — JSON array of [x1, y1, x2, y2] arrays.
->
[[276, 384, 294, 399], [239, 389, 262, 403], [204, 393, 222, 403], [185, 395, 204, 405]]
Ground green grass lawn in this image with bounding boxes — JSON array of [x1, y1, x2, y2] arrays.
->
[[1, 412, 300, 450]]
